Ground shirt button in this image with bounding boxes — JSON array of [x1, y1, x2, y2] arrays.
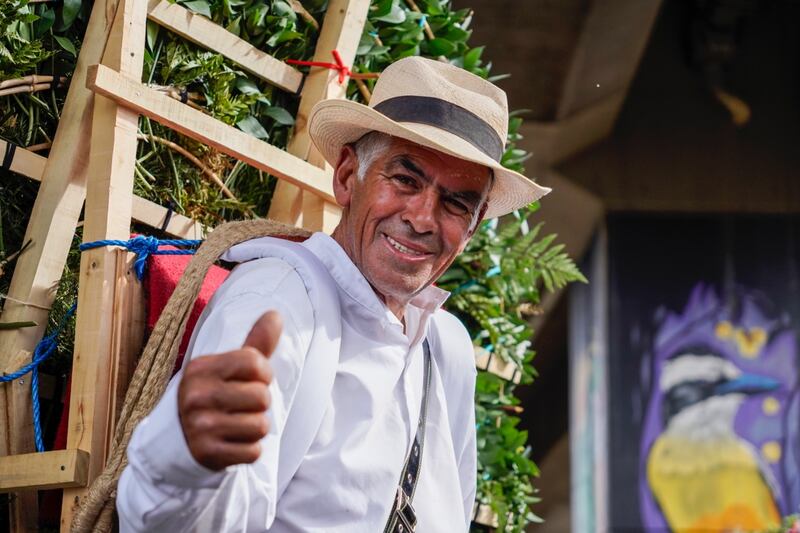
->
[[407, 473, 413, 484]]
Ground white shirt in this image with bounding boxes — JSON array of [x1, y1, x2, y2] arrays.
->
[[117, 232, 477, 532]]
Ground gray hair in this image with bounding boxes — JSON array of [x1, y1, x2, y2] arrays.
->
[[352, 131, 393, 181]]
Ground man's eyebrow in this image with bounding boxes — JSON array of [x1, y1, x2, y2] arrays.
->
[[390, 155, 484, 208], [390, 156, 430, 183]]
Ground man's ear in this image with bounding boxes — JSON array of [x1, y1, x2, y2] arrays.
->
[[332, 144, 358, 208]]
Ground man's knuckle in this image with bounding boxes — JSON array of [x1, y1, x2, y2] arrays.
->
[[242, 443, 262, 464], [193, 412, 217, 432], [181, 386, 208, 411], [254, 415, 269, 438]]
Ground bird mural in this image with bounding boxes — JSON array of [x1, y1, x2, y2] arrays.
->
[[640, 284, 800, 532]]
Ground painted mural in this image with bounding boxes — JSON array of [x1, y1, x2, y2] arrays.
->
[[640, 283, 800, 531]]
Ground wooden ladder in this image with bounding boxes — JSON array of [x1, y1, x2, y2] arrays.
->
[[0, 0, 368, 529]]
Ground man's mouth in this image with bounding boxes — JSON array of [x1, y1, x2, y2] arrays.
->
[[384, 234, 430, 257]]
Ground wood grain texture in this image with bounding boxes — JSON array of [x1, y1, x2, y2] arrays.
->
[[0, 139, 204, 239], [147, 0, 302, 93], [86, 64, 336, 203], [0, 450, 90, 492], [267, 0, 369, 230]]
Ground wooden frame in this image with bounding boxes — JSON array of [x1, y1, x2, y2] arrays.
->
[[0, 0, 369, 530], [0, 139, 203, 239]]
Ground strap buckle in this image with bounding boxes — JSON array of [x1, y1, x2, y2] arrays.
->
[[392, 486, 417, 532]]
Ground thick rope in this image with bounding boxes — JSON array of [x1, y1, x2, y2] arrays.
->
[[70, 219, 310, 533]]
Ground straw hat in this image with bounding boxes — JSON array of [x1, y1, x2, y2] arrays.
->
[[307, 56, 550, 219]]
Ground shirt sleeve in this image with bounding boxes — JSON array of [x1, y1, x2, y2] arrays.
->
[[430, 310, 478, 529], [117, 258, 314, 532]]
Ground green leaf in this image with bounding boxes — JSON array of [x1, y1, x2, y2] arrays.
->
[[463, 46, 484, 70], [266, 29, 302, 47], [34, 8, 55, 37], [235, 77, 261, 95], [370, 0, 394, 18], [61, 0, 81, 30], [53, 35, 76, 57], [425, 37, 455, 56], [374, 4, 406, 23], [236, 116, 269, 139], [146, 20, 160, 52], [263, 106, 295, 126], [272, 0, 297, 20], [182, 0, 211, 18]]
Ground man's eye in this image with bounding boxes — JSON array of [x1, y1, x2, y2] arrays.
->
[[393, 175, 417, 187], [445, 198, 469, 215]]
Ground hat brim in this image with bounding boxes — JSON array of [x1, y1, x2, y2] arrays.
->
[[307, 99, 551, 219]]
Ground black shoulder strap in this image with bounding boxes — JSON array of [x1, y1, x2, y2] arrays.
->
[[383, 339, 432, 533]]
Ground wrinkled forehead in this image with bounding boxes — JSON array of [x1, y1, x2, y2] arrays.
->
[[384, 137, 494, 191]]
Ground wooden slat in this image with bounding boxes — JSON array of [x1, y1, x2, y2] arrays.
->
[[146, 0, 302, 94], [87, 64, 336, 204], [268, 0, 369, 230], [0, 139, 204, 239], [0, 0, 131, 528], [0, 450, 89, 492], [474, 346, 521, 384], [106, 251, 146, 450], [61, 0, 146, 527]]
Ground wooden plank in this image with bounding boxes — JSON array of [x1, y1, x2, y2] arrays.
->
[[475, 346, 521, 384], [146, 0, 302, 93], [0, 450, 89, 492], [0, 139, 204, 239], [268, 0, 369, 230], [87, 64, 336, 204], [130, 195, 204, 239], [0, 139, 46, 179], [106, 250, 146, 448], [61, 0, 146, 526], [0, 0, 131, 528]]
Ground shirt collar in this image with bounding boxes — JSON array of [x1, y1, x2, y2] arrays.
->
[[302, 233, 450, 326]]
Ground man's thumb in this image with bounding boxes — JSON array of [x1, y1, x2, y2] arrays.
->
[[243, 310, 283, 357]]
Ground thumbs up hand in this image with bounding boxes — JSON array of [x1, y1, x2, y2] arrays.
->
[[178, 311, 283, 471]]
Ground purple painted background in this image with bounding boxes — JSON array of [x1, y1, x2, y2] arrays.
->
[[638, 283, 800, 528]]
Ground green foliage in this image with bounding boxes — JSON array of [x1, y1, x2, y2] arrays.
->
[[0, 0, 586, 530], [0, 1, 52, 78], [762, 514, 800, 533]]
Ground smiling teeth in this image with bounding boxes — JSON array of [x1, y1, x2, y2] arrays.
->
[[386, 235, 423, 256]]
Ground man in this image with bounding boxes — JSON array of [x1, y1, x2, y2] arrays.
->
[[117, 56, 549, 532]]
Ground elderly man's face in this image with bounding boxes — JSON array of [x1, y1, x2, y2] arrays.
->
[[331, 137, 492, 317]]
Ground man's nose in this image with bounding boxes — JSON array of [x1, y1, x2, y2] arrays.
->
[[402, 188, 437, 235]]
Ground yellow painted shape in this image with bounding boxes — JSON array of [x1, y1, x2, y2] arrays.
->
[[734, 327, 767, 358], [715, 321, 734, 340], [762, 441, 782, 464], [647, 435, 780, 532], [762, 396, 780, 415]]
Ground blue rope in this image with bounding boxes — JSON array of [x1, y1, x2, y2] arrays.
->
[[79, 236, 202, 280], [0, 303, 77, 452]]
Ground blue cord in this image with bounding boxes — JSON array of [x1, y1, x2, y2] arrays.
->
[[0, 236, 199, 452], [79, 236, 202, 280], [0, 303, 77, 452]]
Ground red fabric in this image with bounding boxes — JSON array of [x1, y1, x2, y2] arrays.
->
[[146, 250, 231, 371]]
